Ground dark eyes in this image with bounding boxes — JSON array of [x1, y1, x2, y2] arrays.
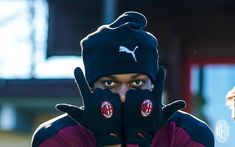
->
[[131, 80, 144, 87], [102, 80, 116, 88], [102, 80, 145, 89]]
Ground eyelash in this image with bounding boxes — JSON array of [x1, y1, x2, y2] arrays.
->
[[131, 80, 145, 87], [101, 79, 146, 89], [102, 80, 116, 87]]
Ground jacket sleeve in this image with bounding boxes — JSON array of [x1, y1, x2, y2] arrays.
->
[[31, 114, 96, 147], [171, 111, 215, 147], [174, 122, 215, 147], [36, 134, 70, 147]]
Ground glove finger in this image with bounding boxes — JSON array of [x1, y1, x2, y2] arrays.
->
[[152, 66, 166, 98], [56, 103, 83, 120], [162, 100, 186, 117], [74, 67, 92, 103]]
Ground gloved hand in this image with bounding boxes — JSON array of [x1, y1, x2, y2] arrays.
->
[[123, 66, 186, 146], [56, 67, 123, 146]]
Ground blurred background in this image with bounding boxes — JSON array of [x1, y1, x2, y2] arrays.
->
[[0, 0, 235, 146]]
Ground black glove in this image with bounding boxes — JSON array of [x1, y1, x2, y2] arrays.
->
[[123, 66, 186, 146], [56, 67, 123, 146]]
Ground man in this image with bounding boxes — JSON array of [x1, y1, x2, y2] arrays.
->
[[32, 11, 214, 147], [226, 86, 235, 120]]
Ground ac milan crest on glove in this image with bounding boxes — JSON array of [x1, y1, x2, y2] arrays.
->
[[124, 66, 186, 146], [141, 99, 153, 117], [56, 67, 122, 146]]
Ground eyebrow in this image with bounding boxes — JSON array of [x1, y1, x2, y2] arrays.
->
[[130, 74, 144, 79], [103, 73, 144, 80]]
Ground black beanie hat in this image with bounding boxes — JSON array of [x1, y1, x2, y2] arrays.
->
[[81, 11, 159, 84]]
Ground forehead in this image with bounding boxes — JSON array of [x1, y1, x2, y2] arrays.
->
[[97, 73, 150, 81]]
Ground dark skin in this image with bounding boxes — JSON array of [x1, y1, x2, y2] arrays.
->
[[93, 73, 153, 147], [93, 73, 153, 103]]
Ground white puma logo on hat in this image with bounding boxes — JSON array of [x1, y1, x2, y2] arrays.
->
[[119, 46, 138, 62]]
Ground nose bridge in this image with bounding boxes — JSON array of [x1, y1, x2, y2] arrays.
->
[[118, 84, 129, 102]]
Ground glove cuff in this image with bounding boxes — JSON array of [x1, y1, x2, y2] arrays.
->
[[125, 130, 152, 146], [96, 132, 123, 147]]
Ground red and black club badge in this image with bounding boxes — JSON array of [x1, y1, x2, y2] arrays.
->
[[141, 99, 153, 117], [101, 101, 114, 118]]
